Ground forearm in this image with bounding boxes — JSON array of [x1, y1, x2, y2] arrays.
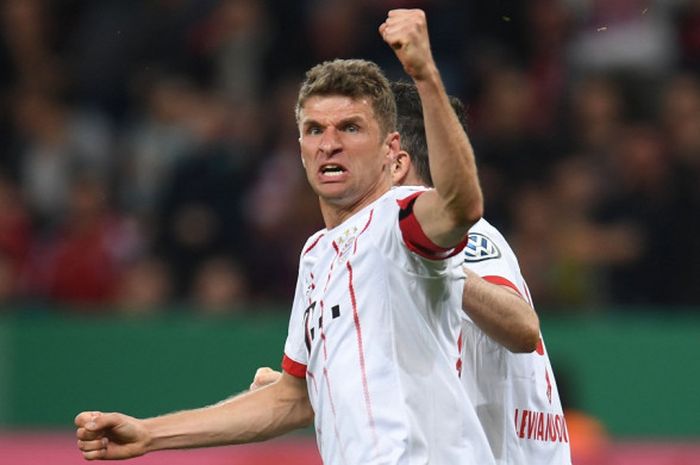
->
[[144, 375, 313, 452], [462, 272, 540, 353], [415, 70, 483, 230]]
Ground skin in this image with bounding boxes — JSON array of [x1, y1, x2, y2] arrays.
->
[[75, 373, 313, 460], [379, 10, 483, 247], [298, 95, 398, 229], [75, 8, 484, 461], [392, 149, 540, 353]]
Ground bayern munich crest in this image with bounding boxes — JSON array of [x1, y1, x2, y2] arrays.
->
[[464, 232, 501, 262]]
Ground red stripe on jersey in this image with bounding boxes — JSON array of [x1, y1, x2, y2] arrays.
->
[[307, 369, 319, 395], [303, 233, 325, 256], [353, 209, 374, 255], [523, 281, 534, 307], [397, 192, 468, 259], [282, 354, 307, 378], [320, 300, 328, 360], [535, 337, 545, 356], [323, 367, 350, 464], [346, 260, 379, 447], [483, 275, 524, 298], [456, 329, 463, 377]]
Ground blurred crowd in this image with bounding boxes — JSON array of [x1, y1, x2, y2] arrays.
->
[[0, 0, 698, 314]]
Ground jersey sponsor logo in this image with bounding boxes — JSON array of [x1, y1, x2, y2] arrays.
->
[[514, 408, 569, 443], [303, 300, 342, 355], [303, 301, 317, 353], [464, 233, 501, 262]]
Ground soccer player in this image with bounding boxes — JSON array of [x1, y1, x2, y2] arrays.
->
[[75, 9, 495, 465], [253, 82, 573, 465], [391, 81, 572, 465]]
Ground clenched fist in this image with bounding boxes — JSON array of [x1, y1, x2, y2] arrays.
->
[[379, 9, 436, 81]]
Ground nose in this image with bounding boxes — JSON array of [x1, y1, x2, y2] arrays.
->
[[319, 127, 342, 155]]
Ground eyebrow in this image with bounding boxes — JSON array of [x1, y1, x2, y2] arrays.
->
[[302, 115, 366, 129]]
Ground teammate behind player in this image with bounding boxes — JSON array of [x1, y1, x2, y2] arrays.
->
[[392, 81, 572, 465], [75, 9, 496, 465]]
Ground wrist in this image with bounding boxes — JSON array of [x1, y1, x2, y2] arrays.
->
[[412, 64, 441, 88]]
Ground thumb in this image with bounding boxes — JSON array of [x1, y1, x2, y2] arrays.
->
[[75, 411, 102, 428], [86, 412, 123, 432]]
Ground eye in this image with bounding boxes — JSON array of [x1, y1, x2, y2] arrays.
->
[[343, 123, 359, 133], [306, 125, 323, 136]]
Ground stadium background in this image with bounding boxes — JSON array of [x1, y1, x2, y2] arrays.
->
[[0, 0, 698, 464]]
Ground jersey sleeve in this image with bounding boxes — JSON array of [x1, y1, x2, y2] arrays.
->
[[397, 191, 468, 260], [463, 224, 526, 299], [282, 256, 311, 378]]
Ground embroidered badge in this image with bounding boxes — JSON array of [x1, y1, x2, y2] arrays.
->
[[464, 232, 501, 262]]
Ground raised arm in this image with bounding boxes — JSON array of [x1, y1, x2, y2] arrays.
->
[[75, 372, 312, 460], [379, 9, 483, 248], [462, 267, 540, 353]]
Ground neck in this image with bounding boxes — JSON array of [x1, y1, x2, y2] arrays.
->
[[320, 180, 392, 229]]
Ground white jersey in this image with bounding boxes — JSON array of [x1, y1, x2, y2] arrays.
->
[[283, 187, 495, 465], [459, 218, 572, 465]]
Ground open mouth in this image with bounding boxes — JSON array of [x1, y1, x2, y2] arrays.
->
[[320, 164, 346, 177]]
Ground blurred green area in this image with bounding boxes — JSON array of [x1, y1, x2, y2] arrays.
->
[[0, 309, 698, 438]]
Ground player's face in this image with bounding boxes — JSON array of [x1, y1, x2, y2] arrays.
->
[[298, 95, 397, 213]]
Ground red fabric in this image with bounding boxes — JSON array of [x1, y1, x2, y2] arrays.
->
[[397, 192, 468, 260], [482, 275, 523, 298], [282, 354, 307, 378]]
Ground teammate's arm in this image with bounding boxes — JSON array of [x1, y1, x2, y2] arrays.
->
[[462, 267, 540, 353], [380, 9, 483, 248], [75, 372, 312, 460]]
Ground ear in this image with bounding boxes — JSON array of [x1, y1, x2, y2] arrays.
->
[[385, 131, 401, 160], [391, 150, 412, 185]]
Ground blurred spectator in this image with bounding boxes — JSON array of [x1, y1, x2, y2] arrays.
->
[[673, 0, 700, 72], [595, 124, 682, 305], [304, 0, 366, 62], [0, 252, 17, 308], [190, 0, 271, 103], [660, 73, 700, 164], [11, 88, 113, 228], [546, 156, 641, 306], [29, 176, 142, 309], [116, 256, 172, 315], [153, 87, 259, 298], [191, 256, 249, 315], [564, 74, 625, 157], [525, 0, 574, 134], [0, 0, 66, 94], [471, 65, 556, 229], [119, 75, 200, 215], [0, 174, 32, 284]]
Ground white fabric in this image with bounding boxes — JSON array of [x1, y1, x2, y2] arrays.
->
[[460, 218, 573, 465], [284, 187, 495, 465]]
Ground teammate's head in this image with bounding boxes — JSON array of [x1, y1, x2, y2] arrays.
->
[[391, 81, 467, 187], [296, 59, 397, 139]]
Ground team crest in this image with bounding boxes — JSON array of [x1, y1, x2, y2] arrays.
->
[[335, 226, 358, 262], [464, 233, 501, 262]]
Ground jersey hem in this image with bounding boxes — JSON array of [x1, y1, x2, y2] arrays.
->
[[282, 354, 307, 378]]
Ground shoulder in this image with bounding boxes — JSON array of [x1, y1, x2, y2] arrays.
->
[[464, 218, 510, 263], [300, 228, 327, 258]]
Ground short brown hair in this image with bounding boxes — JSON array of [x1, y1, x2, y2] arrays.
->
[[391, 80, 467, 187], [295, 59, 397, 138]]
